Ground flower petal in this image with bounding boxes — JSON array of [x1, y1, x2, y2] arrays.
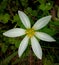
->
[[18, 11, 31, 28], [35, 32, 56, 42], [32, 15, 52, 30], [3, 28, 26, 37], [31, 36, 42, 59], [18, 36, 29, 57]]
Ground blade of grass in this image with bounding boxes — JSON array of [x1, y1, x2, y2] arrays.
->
[[1, 51, 17, 65]]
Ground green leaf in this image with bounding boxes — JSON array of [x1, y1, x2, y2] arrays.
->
[[40, 27, 56, 36], [12, 14, 19, 23], [38, 0, 46, 4], [3, 14, 10, 23], [25, 7, 37, 16], [39, 3, 52, 11], [39, 4, 46, 11], [0, 0, 8, 12], [8, 38, 16, 44], [20, 0, 28, 7], [13, 14, 25, 28], [0, 14, 3, 20], [43, 58, 53, 65], [54, 20, 59, 26], [0, 14, 10, 23], [25, 7, 32, 13], [1, 51, 17, 65], [32, 10, 37, 16], [1, 44, 8, 53], [15, 40, 20, 48]]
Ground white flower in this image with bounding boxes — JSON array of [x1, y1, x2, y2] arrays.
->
[[3, 11, 56, 59]]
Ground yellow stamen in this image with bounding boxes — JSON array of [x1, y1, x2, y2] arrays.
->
[[26, 28, 35, 38]]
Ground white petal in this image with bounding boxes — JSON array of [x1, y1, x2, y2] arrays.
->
[[18, 11, 31, 28], [32, 15, 52, 30], [3, 28, 26, 37], [35, 32, 56, 42], [18, 36, 29, 57], [31, 36, 42, 59]]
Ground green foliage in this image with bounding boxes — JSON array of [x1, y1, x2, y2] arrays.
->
[[0, 14, 10, 23], [14, 40, 20, 48], [0, 0, 8, 13], [0, 0, 59, 65], [20, 0, 28, 7], [40, 27, 56, 36], [43, 58, 53, 65], [38, 0, 46, 4], [39, 3, 52, 11], [54, 63, 59, 65], [1, 51, 17, 65], [12, 14, 20, 24], [3, 37, 21, 48], [13, 14, 25, 28], [24, 7, 37, 16], [1, 44, 8, 53], [53, 20, 59, 26]]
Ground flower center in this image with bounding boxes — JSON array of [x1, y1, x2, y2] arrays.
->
[[26, 28, 35, 38]]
